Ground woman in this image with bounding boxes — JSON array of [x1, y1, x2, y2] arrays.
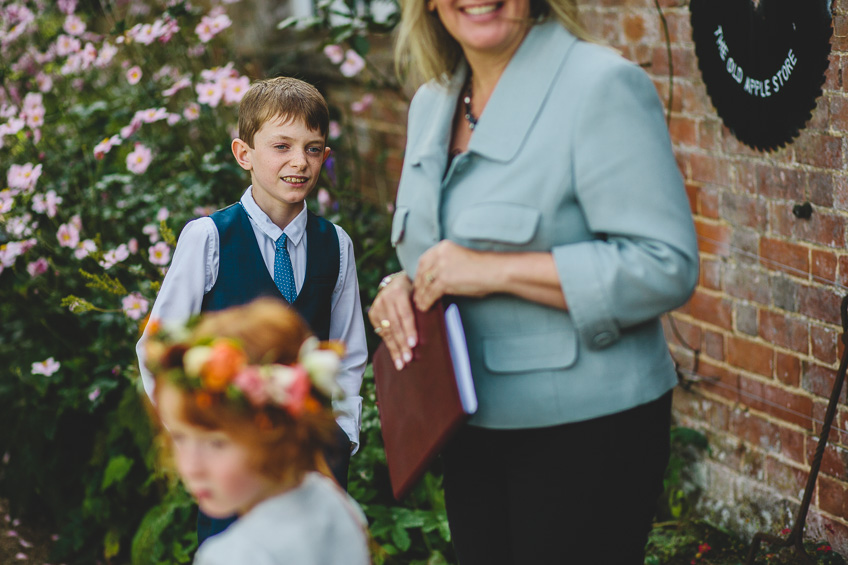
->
[[368, 0, 699, 561]]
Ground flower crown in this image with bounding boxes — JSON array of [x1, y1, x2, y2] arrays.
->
[[144, 318, 345, 416]]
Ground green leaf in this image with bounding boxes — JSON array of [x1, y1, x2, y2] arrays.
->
[[101, 454, 134, 491], [391, 523, 411, 551], [104, 528, 121, 559], [351, 34, 371, 56]]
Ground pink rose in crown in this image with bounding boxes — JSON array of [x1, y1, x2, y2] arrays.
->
[[284, 366, 311, 416], [233, 366, 269, 406]]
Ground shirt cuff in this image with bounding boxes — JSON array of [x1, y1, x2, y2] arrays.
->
[[333, 395, 363, 455]]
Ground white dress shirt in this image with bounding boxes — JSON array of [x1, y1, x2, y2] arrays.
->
[[136, 187, 367, 452]]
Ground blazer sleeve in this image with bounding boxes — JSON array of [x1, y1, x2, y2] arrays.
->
[[553, 57, 699, 350]]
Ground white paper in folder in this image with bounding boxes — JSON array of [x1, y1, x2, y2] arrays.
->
[[444, 303, 477, 415]]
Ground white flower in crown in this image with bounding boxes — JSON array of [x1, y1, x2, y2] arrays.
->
[[265, 364, 309, 411], [183, 345, 212, 378], [298, 337, 343, 399]]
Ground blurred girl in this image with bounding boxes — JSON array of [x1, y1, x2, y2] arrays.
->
[[144, 297, 370, 565]]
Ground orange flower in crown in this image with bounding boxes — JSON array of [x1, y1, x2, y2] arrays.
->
[[202, 339, 247, 392]]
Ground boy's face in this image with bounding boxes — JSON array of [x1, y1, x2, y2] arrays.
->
[[231, 115, 330, 220], [157, 382, 276, 518]]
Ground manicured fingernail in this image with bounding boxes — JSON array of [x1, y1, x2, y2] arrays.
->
[[408, 336, 416, 347], [403, 351, 412, 363], [394, 358, 404, 371]]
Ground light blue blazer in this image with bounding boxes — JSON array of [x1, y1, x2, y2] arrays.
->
[[391, 20, 700, 429]]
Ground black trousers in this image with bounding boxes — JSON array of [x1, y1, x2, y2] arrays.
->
[[196, 422, 352, 546], [442, 390, 673, 565]]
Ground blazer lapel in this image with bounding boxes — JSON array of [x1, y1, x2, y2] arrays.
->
[[469, 20, 578, 163], [406, 65, 467, 177]]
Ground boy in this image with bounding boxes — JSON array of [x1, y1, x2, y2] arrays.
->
[[136, 77, 367, 545]]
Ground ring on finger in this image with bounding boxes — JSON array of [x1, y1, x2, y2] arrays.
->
[[374, 326, 383, 335], [425, 271, 435, 284], [380, 319, 391, 329]]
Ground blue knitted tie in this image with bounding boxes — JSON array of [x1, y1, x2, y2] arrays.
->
[[274, 233, 297, 303]]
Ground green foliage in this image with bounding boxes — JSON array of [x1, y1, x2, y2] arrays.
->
[[348, 366, 455, 564], [657, 426, 711, 522], [0, 1, 265, 562]]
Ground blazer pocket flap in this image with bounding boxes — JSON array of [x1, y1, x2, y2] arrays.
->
[[391, 206, 410, 246], [453, 203, 540, 244], [483, 329, 577, 374]]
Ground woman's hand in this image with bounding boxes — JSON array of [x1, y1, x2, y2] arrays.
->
[[368, 273, 417, 370], [413, 240, 493, 311], [414, 240, 569, 312]]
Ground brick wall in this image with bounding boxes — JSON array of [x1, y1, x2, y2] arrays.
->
[[574, 0, 848, 554]]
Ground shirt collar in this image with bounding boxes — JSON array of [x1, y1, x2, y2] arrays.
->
[[240, 186, 308, 246]]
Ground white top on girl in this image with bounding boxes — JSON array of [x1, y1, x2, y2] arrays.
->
[[194, 472, 369, 565]]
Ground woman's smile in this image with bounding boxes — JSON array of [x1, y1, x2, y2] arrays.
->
[[459, 2, 503, 16]]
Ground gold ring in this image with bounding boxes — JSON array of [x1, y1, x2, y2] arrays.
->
[[380, 319, 391, 329], [425, 272, 435, 284], [374, 326, 383, 335]]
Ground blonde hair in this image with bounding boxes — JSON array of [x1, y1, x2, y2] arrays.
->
[[394, 0, 593, 85], [152, 298, 338, 483], [237, 77, 329, 148]]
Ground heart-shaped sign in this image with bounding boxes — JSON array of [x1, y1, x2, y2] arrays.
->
[[689, 0, 832, 152]]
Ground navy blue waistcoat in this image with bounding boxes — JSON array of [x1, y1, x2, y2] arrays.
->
[[200, 203, 340, 340]]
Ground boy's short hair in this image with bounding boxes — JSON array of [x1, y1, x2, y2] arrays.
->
[[238, 76, 330, 147]]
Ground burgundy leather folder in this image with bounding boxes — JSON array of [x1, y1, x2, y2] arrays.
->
[[373, 301, 474, 500]]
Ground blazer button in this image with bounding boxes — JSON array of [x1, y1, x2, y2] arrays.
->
[[593, 331, 614, 348]]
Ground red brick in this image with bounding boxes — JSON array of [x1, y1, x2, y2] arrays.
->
[[669, 115, 697, 147], [699, 257, 722, 290], [685, 182, 699, 214], [739, 376, 813, 428], [727, 335, 773, 376], [759, 237, 810, 277], [623, 13, 646, 42], [756, 165, 803, 201], [795, 133, 844, 170], [724, 263, 771, 304], [817, 475, 847, 517], [759, 310, 809, 354], [824, 54, 843, 93], [695, 359, 740, 403], [769, 203, 846, 249], [807, 170, 836, 209], [765, 456, 808, 497], [665, 315, 701, 351], [811, 249, 838, 286], [703, 330, 724, 361], [799, 284, 843, 325], [835, 176, 848, 212], [776, 425, 808, 466], [651, 45, 698, 80], [688, 153, 730, 186], [689, 289, 733, 330], [720, 191, 768, 230], [697, 185, 720, 219], [697, 117, 722, 153], [803, 362, 839, 399], [694, 219, 730, 256], [816, 443, 848, 480], [734, 162, 757, 194], [838, 255, 848, 288], [664, 11, 691, 44], [811, 324, 840, 365], [798, 212, 847, 248], [811, 401, 847, 450], [776, 352, 802, 388]]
